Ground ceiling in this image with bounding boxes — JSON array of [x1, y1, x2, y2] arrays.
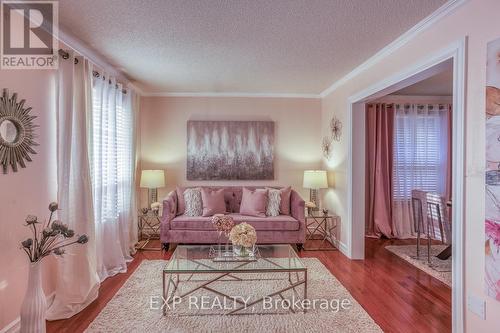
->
[[393, 63, 453, 96], [58, 0, 447, 94]]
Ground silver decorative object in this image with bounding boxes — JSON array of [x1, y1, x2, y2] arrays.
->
[[321, 136, 332, 159], [0, 89, 38, 174], [321, 115, 343, 160], [330, 116, 342, 141]]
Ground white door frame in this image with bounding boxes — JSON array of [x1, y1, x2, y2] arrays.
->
[[345, 38, 466, 333]]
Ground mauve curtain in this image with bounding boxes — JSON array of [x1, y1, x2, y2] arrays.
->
[[365, 103, 395, 238], [46, 51, 100, 320]]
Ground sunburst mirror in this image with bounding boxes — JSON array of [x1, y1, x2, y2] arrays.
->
[[0, 89, 38, 174]]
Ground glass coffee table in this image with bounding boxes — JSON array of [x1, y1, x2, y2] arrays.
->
[[162, 244, 307, 315]]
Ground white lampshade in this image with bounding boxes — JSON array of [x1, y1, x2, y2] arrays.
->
[[140, 170, 165, 189], [303, 170, 328, 189]]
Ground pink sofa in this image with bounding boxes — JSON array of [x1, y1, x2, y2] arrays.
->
[[161, 186, 305, 251]]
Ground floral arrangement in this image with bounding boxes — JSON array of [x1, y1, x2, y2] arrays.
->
[[21, 202, 89, 262], [305, 201, 316, 209], [486, 219, 500, 251], [229, 222, 257, 248], [151, 201, 161, 212], [211, 214, 234, 236]]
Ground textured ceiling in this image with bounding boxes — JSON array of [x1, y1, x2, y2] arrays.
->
[[393, 64, 453, 96], [58, 0, 447, 94]]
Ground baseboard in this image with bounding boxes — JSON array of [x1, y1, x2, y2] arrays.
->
[[0, 292, 55, 333], [0, 319, 19, 333], [332, 238, 348, 255]]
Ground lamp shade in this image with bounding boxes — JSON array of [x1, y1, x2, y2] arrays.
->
[[303, 170, 328, 189], [140, 170, 165, 188]]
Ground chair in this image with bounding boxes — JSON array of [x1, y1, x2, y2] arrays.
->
[[411, 190, 451, 265], [411, 190, 428, 260]]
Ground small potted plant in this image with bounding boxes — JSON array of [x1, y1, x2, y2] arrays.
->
[[19, 202, 89, 333]]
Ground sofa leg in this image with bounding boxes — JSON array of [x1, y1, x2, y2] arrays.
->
[[296, 243, 304, 251], [162, 243, 170, 252]]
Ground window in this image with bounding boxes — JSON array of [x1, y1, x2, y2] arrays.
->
[[393, 104, 448, 200], [91, 79, 133, 224]]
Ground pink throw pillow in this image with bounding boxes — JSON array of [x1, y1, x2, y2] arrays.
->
[[201, 188, 226, 217], [240, 188, 268, 217], [279, 186, 292, 215], [176, 187, 186, 215]]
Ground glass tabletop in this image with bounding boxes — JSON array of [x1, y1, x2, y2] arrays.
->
[[164, 244, 306, 273]]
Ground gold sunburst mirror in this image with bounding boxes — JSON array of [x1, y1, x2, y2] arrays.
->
[[0, 89, 38, 174]]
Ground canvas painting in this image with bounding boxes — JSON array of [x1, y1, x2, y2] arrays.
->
[[187, 121, 274, 180], [485, 37, 500, 301]]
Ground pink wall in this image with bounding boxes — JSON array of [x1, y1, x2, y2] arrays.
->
[[0, 70, 58, 329], [321, 0, 500, 331], [139, 96, 322, 207]]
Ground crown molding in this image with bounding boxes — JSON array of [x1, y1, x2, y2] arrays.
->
[[142, 91, 321, 99], [319, 0, 467, 98]]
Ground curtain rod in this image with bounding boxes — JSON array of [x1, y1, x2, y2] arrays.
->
[[58, 49, 127, 95]]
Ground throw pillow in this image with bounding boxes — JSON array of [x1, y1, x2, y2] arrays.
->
[[279, 186, 292, 215], [266, 188, 281, 217], [240, 188, 268, 217], [176, 186, 186, 215], [201, 188, 226, 217], [183, 188, 203, 216]]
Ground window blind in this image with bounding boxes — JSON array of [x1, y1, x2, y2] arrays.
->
[[393, 105, 447, 200]]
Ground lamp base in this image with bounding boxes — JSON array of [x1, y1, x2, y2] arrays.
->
[[148, 188, 158, 209], [309, 189, 319, 211]]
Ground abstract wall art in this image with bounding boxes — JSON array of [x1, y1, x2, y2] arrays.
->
[[187, 121, 274, 180], [485, 37, 500, 301]]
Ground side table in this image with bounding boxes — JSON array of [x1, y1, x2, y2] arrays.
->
[[305, 214, 338, 251], [136, 210, 161, 251]]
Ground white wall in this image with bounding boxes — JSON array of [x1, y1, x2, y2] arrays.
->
[[0, 69, 57, 329], [139, 96, 322, 207]]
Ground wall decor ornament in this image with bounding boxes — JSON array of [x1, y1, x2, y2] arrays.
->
[[485, 37, 500, 302], [0, 89, 38, 174], [187, 120, 274, 180], [322, 115, 342, 159]]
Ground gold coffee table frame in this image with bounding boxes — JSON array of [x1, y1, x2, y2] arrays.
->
[[162, 244, 307, 316]]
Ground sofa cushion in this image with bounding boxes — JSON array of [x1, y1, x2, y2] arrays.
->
[[183, 188, 203, 216], [240, 188, 268, 217], [266, 188, 281, 217], [171, 213, 299, 231], [176, 186, 186, 215], [201, 188, 226, 216], [279, 186, 292, 215]]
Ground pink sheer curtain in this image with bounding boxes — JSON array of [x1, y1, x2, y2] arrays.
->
[[365, 103, 395, 238]]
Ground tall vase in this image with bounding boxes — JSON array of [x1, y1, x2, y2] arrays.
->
[[20, 262, 47, 333]]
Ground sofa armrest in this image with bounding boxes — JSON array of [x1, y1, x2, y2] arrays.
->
[[290, 189, 305, 225], [161, 191, 177, 231]]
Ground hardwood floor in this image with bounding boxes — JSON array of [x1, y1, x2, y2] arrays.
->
[[46, 238, 451, 333]]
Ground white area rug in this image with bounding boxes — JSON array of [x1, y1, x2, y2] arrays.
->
[[385, 245, 452, 287], [85, 259, 381, 333]]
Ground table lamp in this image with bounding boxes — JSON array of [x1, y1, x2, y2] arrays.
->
[[140, 170, 165, 209], [303, 170, 328, 212]]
